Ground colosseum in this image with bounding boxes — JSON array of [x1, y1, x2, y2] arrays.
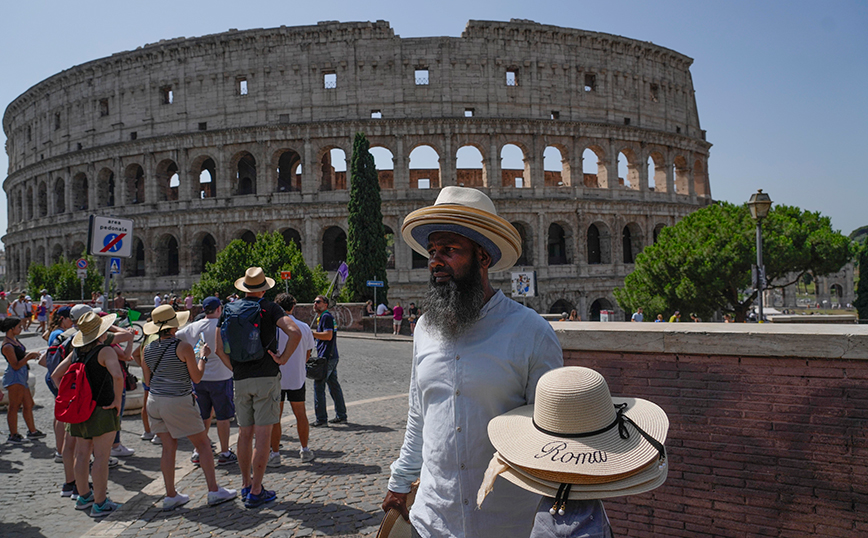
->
[[3, 19, 711, 320]]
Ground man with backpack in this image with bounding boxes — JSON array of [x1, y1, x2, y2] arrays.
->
[[214, 267, 302, 508]]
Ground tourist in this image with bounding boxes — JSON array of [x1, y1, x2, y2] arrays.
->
[[2, 317, 44, 443]]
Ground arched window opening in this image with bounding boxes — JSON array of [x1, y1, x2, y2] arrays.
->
[[618, 150, 639, 189], [589, 298, 614, 321], [548, 223, 568, 265], [161, 236, 180, 276], [384, 226, 396, 269], [97, 169, 115, 207], [157, 160, 180, 201], [588, 224, 601, 264], [582, 147, 607, 188], [125, 164, 145, 204], [512, 222, 533, 267], [282, 228, 302, 251], [193, 234, 217, 274], [38, 182, 48, 217], [72, 173, 88, 211], [501, 144, 527, 188], [25, 186, 34, 220], [647, 156, 656, 191], [673, 155, 689, 195], [622, 226, 633, 264], [36, 246, 45, 266], [240, 231, 256, 245], [70, 241, 86, 261], [236, 153, 257, 195], [197, 158, 216, 199], [322, 226, 347, 271], [276, 150, 302, 192], [694, 159, 709, 197], [319, 148, 347, 191], [623, 223, 643, 263], [649, 152, 667, 193], [370, 146, 395, 190], [133, 239, 145, 277], [412, 250, 428, 269], [51, 244, 64, 265], [455, 145, 484, 188], [409, 145, 440, 189], [544, 146, 567, 187], [549, 299, 575, 315], [653, 224, 666, 244]]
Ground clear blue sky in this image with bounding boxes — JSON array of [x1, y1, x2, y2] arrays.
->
[[2, 0, 866, 240]]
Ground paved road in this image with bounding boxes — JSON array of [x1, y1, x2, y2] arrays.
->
[[1, 330, 414, 538]]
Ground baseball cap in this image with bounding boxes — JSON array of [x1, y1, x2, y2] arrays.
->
[[70, 304, 93, 322], [56, 306, 72, 318], [203, 296, 222, 313]]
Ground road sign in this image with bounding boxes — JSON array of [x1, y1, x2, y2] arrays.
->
[[280, 271, 292, 280], [366, 280, 384, 288], [77, 268, 87, 279], [110, 257, 121, 275], [76, 258, 88, 270], [88, 215, 134, 258]]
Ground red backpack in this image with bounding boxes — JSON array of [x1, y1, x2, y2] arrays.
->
[[55, 345, 106, 424]]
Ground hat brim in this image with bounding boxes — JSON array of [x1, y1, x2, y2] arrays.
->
[[376, 509, 413, 538], [234, 275, 276, 292], [401, 204, 522, 272], [488, 397, 668, 478], [143, 310, 191, 335], [497, 453, 668, 500], [72, 314, 118, 347]]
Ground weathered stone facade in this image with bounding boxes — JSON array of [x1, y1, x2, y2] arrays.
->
[[3, 19, 711, 319]]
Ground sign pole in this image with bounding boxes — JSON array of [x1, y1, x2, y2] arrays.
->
[[105, 257, 111, 311], [373, 284, 378, 338]]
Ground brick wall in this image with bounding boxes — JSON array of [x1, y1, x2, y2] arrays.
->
[[557, 324, 868, 537]]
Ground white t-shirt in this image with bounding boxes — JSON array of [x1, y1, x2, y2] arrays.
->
[[154, 295, 162, 307], [277, 314, 316, 391], [41, 294, 54, 312], [377, 304, 389, 315], [175, 316, 233, 382]]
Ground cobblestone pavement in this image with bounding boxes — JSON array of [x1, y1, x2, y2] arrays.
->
[[1, 331, 414, 538]]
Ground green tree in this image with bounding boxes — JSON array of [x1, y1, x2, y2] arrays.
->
[[615, 202, 851, 322], [854, 242, 868, 320], [28, 255, 104, 301], [191, 231, 329, 303], [344, 132, 389, 303]]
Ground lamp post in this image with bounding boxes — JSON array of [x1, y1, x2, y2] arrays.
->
[[747, 189, 773, 322]]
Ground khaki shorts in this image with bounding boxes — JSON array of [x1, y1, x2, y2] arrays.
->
[[234, 376, 281, 427], [147, 393, 206, 439]]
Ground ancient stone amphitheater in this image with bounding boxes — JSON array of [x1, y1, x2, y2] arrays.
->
[[3, 19, 711, 319]]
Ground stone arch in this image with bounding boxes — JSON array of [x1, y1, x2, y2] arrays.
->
[[673, 155, 690, 194], [272, 148, 302, 193], [384, 225, 396, 269], [230, 151, 257, 195], [155, 233, 180, 276], [69, 241, 85, 260], [370, 146, 395, 190], [191, 232, 217, 274], [581, 144, 608, 188], [156, 159, 180, 201], [455, 144, 485, 188], [512, 221, 534, 267], [97, 168, 116, 207], [281, 228, 302, 251], [830, 283, 844, 306], [317, 146, 347, 191], [25, 185, 34, 220], [408, 144, 441, 189], [647, 151, 667, 192], [617, 147, 640, 189], [322, 226, 347, 271], [544, 145, 570, 187], [412, 249, 428, 269], [37, 181, 48, 217], [587, 221, 612, 265], [239, 230, 256, 244], [589, 297, 615, 321], [36, 245, 45, 266], [622, 222, 643, 264], [501, 143, 529, 188], [72, 172, 88, 211], [190, 154, 217, 199], [124, 163, 145, 204], [50, 243, 64, 264], [126, 237, 146, 277], [694, 159, 709, 197], [549, 298, 576, 315], [653, 223, 667, 244], [547, 222, 571, 265], [25, 247, 31, 274]]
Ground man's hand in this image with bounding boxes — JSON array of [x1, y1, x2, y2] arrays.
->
[[382, 490, 410, 522]]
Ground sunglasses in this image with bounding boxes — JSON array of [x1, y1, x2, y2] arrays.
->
[[314, 299, 324, 304]]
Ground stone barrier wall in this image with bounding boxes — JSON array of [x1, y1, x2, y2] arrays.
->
[[553, 322, 868, 537]]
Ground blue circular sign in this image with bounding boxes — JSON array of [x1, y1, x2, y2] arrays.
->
[[103, 234, 123, 253], [76, 258, 88, 269]]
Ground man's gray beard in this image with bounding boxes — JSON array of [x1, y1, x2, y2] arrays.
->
[[423, 259, 486, 340]]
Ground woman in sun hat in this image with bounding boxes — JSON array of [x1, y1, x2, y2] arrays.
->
[[478, 366, 670, 537], [141, 305, 237, 511], [50, 311, 124, 517]]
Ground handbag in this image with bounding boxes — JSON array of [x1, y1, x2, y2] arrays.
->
[[122, 361, 138, 391], [305, 357, 328, 381]]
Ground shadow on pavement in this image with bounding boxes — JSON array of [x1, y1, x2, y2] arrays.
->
[[329, 422, 396, 434], [2, 520, 49, 538]]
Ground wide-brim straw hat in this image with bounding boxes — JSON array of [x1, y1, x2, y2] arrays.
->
[[234, 266, 275, 293], [488, 366, 668, 486], [376, 482, 418, 538], [72, 312, 117, 347], [401, 186, 522, 272], [143, 305, 190, 335]]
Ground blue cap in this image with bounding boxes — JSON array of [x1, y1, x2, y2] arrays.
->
[[56, 306, 72, 318], [203, 296, 222, 313]]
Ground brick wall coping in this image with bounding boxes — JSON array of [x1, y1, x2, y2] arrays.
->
[[551, 321, 868, 360]]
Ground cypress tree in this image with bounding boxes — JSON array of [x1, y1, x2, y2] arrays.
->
[[345, 132, 389, 303], [854, 243, 868, 320]]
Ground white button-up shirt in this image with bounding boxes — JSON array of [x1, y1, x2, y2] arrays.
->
[[389, 290, 564, 538]]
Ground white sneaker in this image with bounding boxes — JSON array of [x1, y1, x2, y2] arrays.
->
[[151, 435, 162, 445], [300, 448, 316, 463], [141, 431, 155, 441], [111, 444, 135, 457], [267, 451, 281, 467], [162, 493, 190, 511], [207, 487, 238, 506]]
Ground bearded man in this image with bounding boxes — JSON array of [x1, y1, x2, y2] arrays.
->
[[382, 187, 563, 538]]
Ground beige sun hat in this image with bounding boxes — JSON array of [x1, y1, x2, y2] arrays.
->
[[375, 482, 418, 538], [400, 186, 522, 272], [478, 367, 669, 507], [72, 311, 118, 347], [143, 305, 191, 335], [234, 266, 276, 293]]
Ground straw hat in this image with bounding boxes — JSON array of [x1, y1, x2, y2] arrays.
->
[[72, 312, 117, 347], [234, 266, 275, 293], [376, 482, 418, 538], [480, 367, 669, 504], [143, 305, 190, 335], [401, 187, 522, 272]]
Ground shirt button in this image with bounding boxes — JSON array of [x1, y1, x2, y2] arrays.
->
[[464, 498, 469, 505], [456, 426, 462, 432], [456, 355, 460, 360], [455, 390, 460, 396], [460, 463, 466, 470]]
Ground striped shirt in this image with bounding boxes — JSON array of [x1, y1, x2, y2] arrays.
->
[[144, 337, 192, 397]]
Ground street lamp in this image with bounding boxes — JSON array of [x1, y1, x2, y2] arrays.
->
[[747, 189, 773, 322]]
